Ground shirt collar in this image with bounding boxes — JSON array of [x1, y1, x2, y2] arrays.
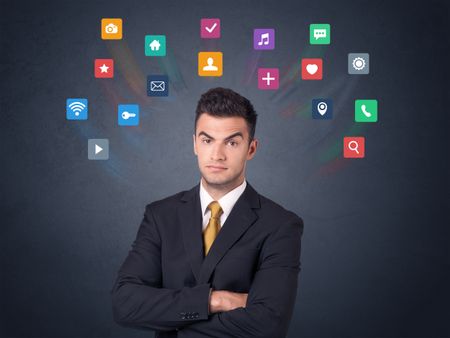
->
[[199, 179, 247, 218]]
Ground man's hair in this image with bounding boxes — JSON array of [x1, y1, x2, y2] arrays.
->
[[195, 87, 258, 142]]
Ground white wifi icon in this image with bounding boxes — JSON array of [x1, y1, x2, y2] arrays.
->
[[67, 99, 88, 120], [69, 101, 86, 116]]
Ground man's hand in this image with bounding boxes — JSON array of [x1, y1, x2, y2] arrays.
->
[[209, 290, 248, 314]]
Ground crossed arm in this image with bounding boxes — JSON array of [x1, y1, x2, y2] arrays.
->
[[111, 204, 303, 337]]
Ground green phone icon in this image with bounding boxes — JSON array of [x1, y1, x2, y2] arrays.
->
[[355, 99, 378, 122]]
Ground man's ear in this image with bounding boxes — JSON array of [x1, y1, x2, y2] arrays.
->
[[193, 134, 198, 156], [247, 138, 258, 160]]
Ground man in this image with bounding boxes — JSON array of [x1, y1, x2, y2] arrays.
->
[[111, 87, 304, 337]]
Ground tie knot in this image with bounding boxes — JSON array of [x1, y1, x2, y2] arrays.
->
[[208, 201, 223, 219]]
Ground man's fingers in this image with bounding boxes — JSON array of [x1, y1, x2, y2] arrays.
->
[[211, 290, 250, 312], [243, 293, 248, 306]]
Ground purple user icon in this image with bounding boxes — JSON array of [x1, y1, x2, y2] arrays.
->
[[253, 28, 275, 50]]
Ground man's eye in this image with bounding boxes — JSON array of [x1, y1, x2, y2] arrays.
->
[[227, 140, 238, 146], [202, 139, 211, 144]]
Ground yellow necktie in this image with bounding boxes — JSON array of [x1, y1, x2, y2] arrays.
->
[[203, 201, 223, 256]]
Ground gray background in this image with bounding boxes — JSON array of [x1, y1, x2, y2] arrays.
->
[[1, 0, 449, 337]]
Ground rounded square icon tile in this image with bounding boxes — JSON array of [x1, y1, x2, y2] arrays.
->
[[145, 35, 166, 56], [101, 18, 122, 40], [310, 24, 330, 45], [355, 99, 378, 122], [198, 52, 223, 76], [88, 139, 109, 160], [348, 53, 369, 74]]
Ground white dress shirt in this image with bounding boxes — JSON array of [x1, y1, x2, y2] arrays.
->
[[199, 179, 247, 231]]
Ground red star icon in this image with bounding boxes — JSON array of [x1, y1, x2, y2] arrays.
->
[[94, 59, 114, 78]]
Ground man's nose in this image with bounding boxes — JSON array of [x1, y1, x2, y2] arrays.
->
[[210, 144, 226, 161]]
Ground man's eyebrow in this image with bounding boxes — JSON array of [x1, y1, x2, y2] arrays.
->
[[197, 131, 244, 140]]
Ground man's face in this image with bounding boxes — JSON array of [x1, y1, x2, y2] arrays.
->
[[193, 113, 258, 188]]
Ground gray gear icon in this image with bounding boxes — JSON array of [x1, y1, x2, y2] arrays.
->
[[352, 57, 366, 71]]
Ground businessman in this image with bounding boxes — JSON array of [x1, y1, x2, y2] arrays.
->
[[111, 87, 304, 337]]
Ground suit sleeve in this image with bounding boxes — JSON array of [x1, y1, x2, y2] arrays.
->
[[179, 214, 304, 338], [110, 204, 211, 331]]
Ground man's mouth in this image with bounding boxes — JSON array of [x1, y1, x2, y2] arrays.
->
[[206, 165, 227, 171]]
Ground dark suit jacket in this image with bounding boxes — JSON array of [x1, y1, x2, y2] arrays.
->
[[111, 182, 304, 337]]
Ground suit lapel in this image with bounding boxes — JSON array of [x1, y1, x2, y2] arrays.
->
[[178, 184, 204, 283], [198, 183, 260, 284]]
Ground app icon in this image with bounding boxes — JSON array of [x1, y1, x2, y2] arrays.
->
[[348, 53, 370, 74], [301, 58, 323, 80], [94, 59, 114, 78], [253, 29, 275, 50], [147, 75, 169, 96], [118, 104, 139, 126], [312, 98, 333, 119], [66, 98, 88, 120], [101, 18, 122, 40], [201, 18, 221, 38], [145, 35, 166, 56], [198, 52, 223, 77], [344, 137, 365, 158], [355, 99, 378, 122], [310, 24, 330, 44], [88, 139, 109, 160], [258, 68, 279, 90]]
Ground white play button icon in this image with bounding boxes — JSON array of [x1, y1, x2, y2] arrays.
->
[[95, 144, 103, 154], [88, 139, 109, 160]]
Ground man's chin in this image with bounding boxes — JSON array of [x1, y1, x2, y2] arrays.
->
[[203, 177, 229, 187], [202, 173, 235, 187]]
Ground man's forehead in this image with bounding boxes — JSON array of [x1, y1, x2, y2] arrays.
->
[[196, 114, 248, 136]]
